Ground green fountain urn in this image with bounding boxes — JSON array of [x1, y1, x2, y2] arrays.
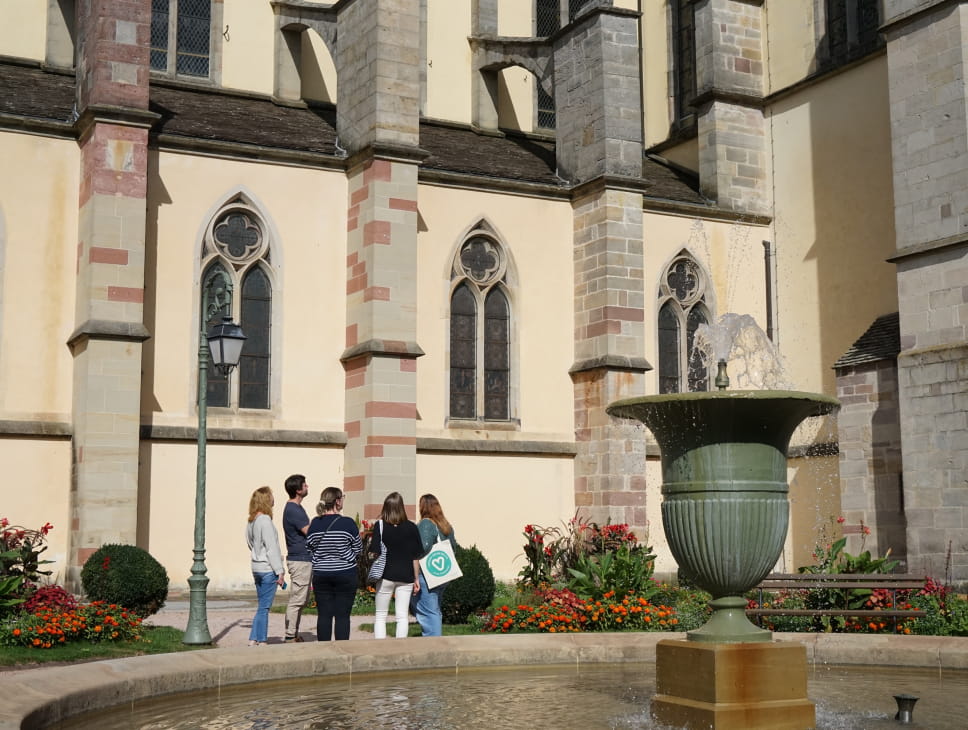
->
[[607, 382, 839, 642]]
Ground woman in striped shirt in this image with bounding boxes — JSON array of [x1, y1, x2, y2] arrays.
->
[[306, 486, 362, 641]]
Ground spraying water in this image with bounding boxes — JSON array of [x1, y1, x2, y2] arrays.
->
[[694, 313, 795, 390]]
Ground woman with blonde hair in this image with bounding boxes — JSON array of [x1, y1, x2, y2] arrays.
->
[[410, 493, 456, 636], [306, 486, 362, 641], [245, 486, 285, 646], [371, 492, 423, 639]]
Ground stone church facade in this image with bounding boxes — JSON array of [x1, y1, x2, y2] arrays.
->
[[0, 0, 965, 589]]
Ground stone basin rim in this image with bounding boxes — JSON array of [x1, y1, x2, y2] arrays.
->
[[607, 390, 841, 412]]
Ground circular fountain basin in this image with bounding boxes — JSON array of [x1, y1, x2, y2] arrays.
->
[[2, 633, 966, 729]]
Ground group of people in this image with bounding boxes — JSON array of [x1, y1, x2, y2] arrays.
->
[[244, 476, 456, 646]]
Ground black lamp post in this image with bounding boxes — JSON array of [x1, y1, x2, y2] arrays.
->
[[183, 270, 246, 645]]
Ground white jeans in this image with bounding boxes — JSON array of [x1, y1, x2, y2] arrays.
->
[[373, 579, 414, 639]]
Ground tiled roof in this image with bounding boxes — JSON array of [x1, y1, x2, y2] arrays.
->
[[833, 312, 900, 368], [0, 59, 705, 203]]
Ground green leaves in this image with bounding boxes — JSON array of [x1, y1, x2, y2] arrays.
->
[[566, 543, 658, 602]]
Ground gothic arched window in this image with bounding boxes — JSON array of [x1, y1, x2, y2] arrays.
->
[[200, 200, 273, 410], [449, 228, 513, 422], [657, 254, 710, 393]]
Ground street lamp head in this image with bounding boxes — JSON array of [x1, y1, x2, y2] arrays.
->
[[207, 316, 246, 377]]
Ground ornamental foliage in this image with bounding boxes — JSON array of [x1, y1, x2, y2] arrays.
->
[[80, 544, 169, 617]]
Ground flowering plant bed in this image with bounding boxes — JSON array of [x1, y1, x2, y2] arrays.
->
[[481, 588, 678, 634]]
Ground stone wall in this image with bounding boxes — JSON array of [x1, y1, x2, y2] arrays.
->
[[836, 361, 906, 567]]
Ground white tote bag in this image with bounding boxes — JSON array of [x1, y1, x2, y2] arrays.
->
[[419, 534, 462, 589]]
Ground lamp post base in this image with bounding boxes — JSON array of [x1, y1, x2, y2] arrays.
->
[[183, 573, 212, 645]]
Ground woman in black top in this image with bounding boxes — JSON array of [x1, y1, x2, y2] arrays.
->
[[371, 492, 423, 639]]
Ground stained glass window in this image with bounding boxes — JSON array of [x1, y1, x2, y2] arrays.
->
[[239, 268, 271, 409], [658, 254, 710, 393], [449, 231, 513, 422], [202, 261, 230, 408], [151, 0, 211, 78], [199, 200, 273, 412], [536, 0, 560, 37], [450, 284, 477, 420], [672, 0, 696, 126], [484, 289, 510, 420], [823, 0, 882, 69]]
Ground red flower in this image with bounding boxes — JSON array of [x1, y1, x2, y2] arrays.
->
[[836, 516, 846, 524], [41, 522, 53, 535]]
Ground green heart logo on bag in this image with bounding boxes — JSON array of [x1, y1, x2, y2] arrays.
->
[[426, 550, 452, 577], [419, 534, 463, 589]]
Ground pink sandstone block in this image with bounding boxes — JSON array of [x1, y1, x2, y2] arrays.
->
[[388, 197, 418, 212], [89, 246, 129, 265], [107, 286, 143, 302], [351, 187, 370, 205], [363, 220, 391, 246], [363, 159, 392, 184], [365, 401, 417, 418], [363, 286, 390, 302], [364, 445, 384, 458], [367, 435, 417, 446], [344, 475, 365, 492]]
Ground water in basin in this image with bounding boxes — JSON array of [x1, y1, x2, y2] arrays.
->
[[55, 661, 967, 729]]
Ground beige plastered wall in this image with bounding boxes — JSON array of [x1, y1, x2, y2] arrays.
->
[[0, 0, 46, 61], [767, 55, 897, 397], [764, 0, 820, 94], [0, 133, 77, 419], [0, 131, 77, 582], [413, 183, 575, 579], [496, 0, 536, 133], [301, 29, 337, 104], [425, 0, 472, 124], [417, 453, 575, 581], [140, 441, 343, 591], [640, 0, 671, 149], [221, 0, 275, 96], [141, 151, 348, 589]]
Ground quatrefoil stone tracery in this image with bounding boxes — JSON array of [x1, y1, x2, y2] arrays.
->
[[213, 211, 262, 261], [667, 259, 702, 304], [459, 237, 502, 284]]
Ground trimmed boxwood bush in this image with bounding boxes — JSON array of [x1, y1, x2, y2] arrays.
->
[[80, 544, 169, 617], [441, 544, 495, 624]]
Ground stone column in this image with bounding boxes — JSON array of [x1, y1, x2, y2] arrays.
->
[[66, 0, 155, 589], [835, 354, 905, 565], [570, 185, 650, 530], [337, 0, 424, 519], [883, 0, 968, 582], [882, 1, 968, 583], [553, 5, 643, 184], [693, 0, 768, 215], [554, 5, 650, 532]]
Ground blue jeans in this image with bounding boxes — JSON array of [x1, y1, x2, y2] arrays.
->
[[249, 571, 278, 642], [410, 572, 446, 636]]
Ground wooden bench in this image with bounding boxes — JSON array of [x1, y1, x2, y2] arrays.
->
[[747, 573, 926, 630]]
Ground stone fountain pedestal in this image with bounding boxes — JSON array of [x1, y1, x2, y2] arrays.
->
[[652, 639, 815, 730]]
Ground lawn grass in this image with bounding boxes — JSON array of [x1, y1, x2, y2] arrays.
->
[[0, 626, 207, 669]]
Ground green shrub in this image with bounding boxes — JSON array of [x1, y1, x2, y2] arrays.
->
[[80, 544, 169, 617], [441, 545, 495, 624]]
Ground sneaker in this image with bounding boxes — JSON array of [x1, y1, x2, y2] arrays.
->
[[284, 635, 304, 643]]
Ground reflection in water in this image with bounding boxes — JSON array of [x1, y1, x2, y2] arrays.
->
[[57, 662, 967, 729]]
